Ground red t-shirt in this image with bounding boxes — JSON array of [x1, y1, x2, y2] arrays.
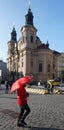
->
[[17, 86, 27, 106]]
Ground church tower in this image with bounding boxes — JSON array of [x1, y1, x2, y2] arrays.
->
[[7, 26, 18, 81], [21, 5, 37, 49], [18, 4, 38, 76], [11, 26, 17, 42], [7, 26, 17, 56]]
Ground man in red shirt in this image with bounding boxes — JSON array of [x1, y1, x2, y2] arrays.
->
[[17, 84, 30, 127]]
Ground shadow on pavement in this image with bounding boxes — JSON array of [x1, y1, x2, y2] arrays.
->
[[1, 109, 18, 119], [26, 126, 64, 130]]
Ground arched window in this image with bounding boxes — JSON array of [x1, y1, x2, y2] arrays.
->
[[22, 53, 23, 57], [39, 63, 42, 72], [22, 59, 24, 67], [30, 35, 33, 43], [47, 64, 50, 72], [22, 62, 23, 67]]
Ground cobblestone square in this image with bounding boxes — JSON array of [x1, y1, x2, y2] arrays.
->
[[0, 87, 64, 130]]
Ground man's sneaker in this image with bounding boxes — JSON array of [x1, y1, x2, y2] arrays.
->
[[17, 122, 21, 127], [17, 122, 25, 127], [21, 121, 27, 125]]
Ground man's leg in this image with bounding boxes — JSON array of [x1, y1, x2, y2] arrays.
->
[[21, 104, 30, 125], [17, 106, 24, 125]]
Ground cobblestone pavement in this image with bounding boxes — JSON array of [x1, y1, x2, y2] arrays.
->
[[0, 86, 64, 130]]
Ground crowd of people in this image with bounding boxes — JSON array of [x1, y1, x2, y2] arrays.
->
[[0, 79, 54, 94]]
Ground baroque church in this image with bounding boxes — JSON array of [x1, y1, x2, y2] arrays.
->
[[7, 5, 60, 83]]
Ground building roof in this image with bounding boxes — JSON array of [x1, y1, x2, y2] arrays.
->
[[37, 43, 50, 49], [53, 50, 61, 55]]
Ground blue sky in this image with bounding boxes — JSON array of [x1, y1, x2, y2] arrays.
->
[[0, 0, 64, 62]]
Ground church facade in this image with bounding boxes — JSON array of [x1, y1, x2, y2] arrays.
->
[[7, 6, 60, 83]]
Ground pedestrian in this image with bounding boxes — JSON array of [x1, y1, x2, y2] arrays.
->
[[5, 80, 9, 94], [50, 85, 54, 93], [0, 81, 1, 89], [9, 81, 13, 90], [47, 83, 51, 94], [17, 83, 30, 127]]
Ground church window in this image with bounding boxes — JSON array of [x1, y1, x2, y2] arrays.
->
[[30, 35, 33, 43], [47, 64, 50, 72], [22, 53, 23, 57], [39, 63, 42, 72], [22, 62, 23, 67], [22, 59, 23, 67]]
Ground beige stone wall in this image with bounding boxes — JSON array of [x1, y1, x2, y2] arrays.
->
[[7, 40, 58, 82]]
